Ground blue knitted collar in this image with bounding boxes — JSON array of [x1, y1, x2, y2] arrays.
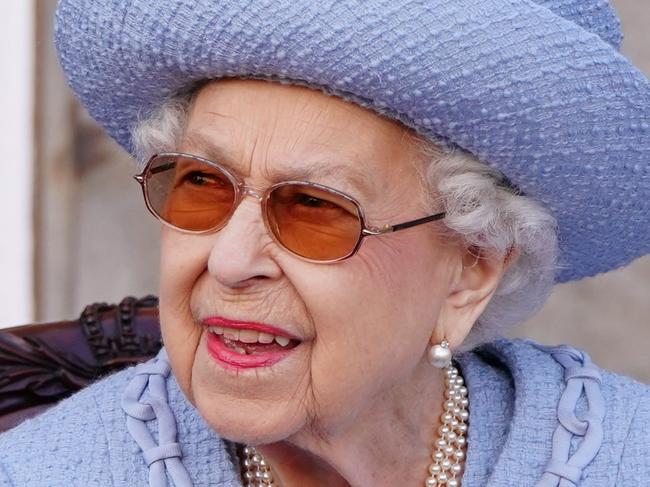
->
[[121, 342, 605, 487]]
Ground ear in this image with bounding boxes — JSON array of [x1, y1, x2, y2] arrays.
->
[[432, 245, 519, 348]]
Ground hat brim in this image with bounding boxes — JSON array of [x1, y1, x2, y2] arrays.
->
[[54, 0, 650, 282]]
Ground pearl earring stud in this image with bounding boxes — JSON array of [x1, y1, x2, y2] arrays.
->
[[428, 338, 452, 368]]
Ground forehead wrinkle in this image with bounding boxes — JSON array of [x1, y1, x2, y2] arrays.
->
[[204, 109, 242, 123], [180, 131, 244, 171]]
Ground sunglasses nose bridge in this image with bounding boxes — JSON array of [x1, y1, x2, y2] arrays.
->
[[241, 185, 264, 201]]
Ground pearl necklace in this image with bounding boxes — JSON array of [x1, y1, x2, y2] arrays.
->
[[239, 363, 468, 487]]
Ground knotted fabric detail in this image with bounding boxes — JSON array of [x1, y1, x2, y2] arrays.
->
[[121, 349, 194, 487], [143, 443, 183, 467], [534, 344, 605, 487]]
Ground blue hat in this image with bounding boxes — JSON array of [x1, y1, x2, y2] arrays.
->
[[54, 0, 650, 283]]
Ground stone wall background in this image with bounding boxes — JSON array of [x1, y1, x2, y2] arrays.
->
[[31, 0, 650, 382]]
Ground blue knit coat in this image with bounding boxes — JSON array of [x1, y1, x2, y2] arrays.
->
[[1, 339, 648, 486]]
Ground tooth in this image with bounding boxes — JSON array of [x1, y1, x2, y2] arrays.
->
[[234, 346, 246, 354], [258, 332, 274, 344], [239, 329, 259, 343], [275, 336, 290, 347], [209, 326, 224, 335], [224, 328, 240, 341]]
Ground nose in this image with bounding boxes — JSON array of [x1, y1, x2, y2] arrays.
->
[[207, 197, 282, 288]]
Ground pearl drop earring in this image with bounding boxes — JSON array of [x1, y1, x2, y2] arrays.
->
[[428, 338, 452, 368]]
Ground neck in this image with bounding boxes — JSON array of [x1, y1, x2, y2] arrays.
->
[[256, 360, 448, 487]]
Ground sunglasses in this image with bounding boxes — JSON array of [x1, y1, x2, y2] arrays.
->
[[134, 152, 446, 263]]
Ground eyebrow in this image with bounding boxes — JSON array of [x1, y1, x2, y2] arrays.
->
[[181, 131, 375, 198], [181, 132, 240, 172]]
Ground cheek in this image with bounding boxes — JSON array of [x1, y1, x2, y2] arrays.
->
[[285, 234, 453, 424], [313, 234, 451, 332], [159, 229, 211, 401]]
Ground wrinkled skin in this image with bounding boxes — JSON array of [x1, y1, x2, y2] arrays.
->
[[159, 79, 511, 487]]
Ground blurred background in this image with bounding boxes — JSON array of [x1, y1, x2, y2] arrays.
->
[[1, 1, 649, 381]]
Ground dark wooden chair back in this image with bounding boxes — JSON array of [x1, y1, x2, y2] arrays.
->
[[0, 296, 161, 432]]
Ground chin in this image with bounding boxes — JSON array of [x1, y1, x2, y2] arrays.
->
[[193, 392, 307, 445], [179, 330, 314, 444]]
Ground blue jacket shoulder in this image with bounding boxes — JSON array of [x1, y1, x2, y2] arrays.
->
[[0, 366, 137, 486]]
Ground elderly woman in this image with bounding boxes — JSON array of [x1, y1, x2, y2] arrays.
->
[[1, 0, 649, 486]]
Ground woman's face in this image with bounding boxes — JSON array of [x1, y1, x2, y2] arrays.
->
[[160, 79, 465, 444]]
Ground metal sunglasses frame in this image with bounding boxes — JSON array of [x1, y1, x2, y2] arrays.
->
[[134, 152, 446, 263]]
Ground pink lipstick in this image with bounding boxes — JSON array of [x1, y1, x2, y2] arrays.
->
[[203, 316, 301, 370]]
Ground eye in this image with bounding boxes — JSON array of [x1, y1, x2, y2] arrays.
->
[[181, 170, 228, 188], [295, 193, 339, 209]]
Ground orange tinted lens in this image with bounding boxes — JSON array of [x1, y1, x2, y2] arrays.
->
[[145, 154, 236, 231], [267, 184, 362, 260]]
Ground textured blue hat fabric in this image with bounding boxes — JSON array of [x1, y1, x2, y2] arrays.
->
[[54, 0, 650, 283]]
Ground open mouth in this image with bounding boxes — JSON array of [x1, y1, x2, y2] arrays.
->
[[203, 318, 303, 370], [208, 326, 301, 355]]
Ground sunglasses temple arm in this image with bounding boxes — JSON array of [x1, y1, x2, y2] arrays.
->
[[366, 212, 446, 235], [134, 161, 177, 182]]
